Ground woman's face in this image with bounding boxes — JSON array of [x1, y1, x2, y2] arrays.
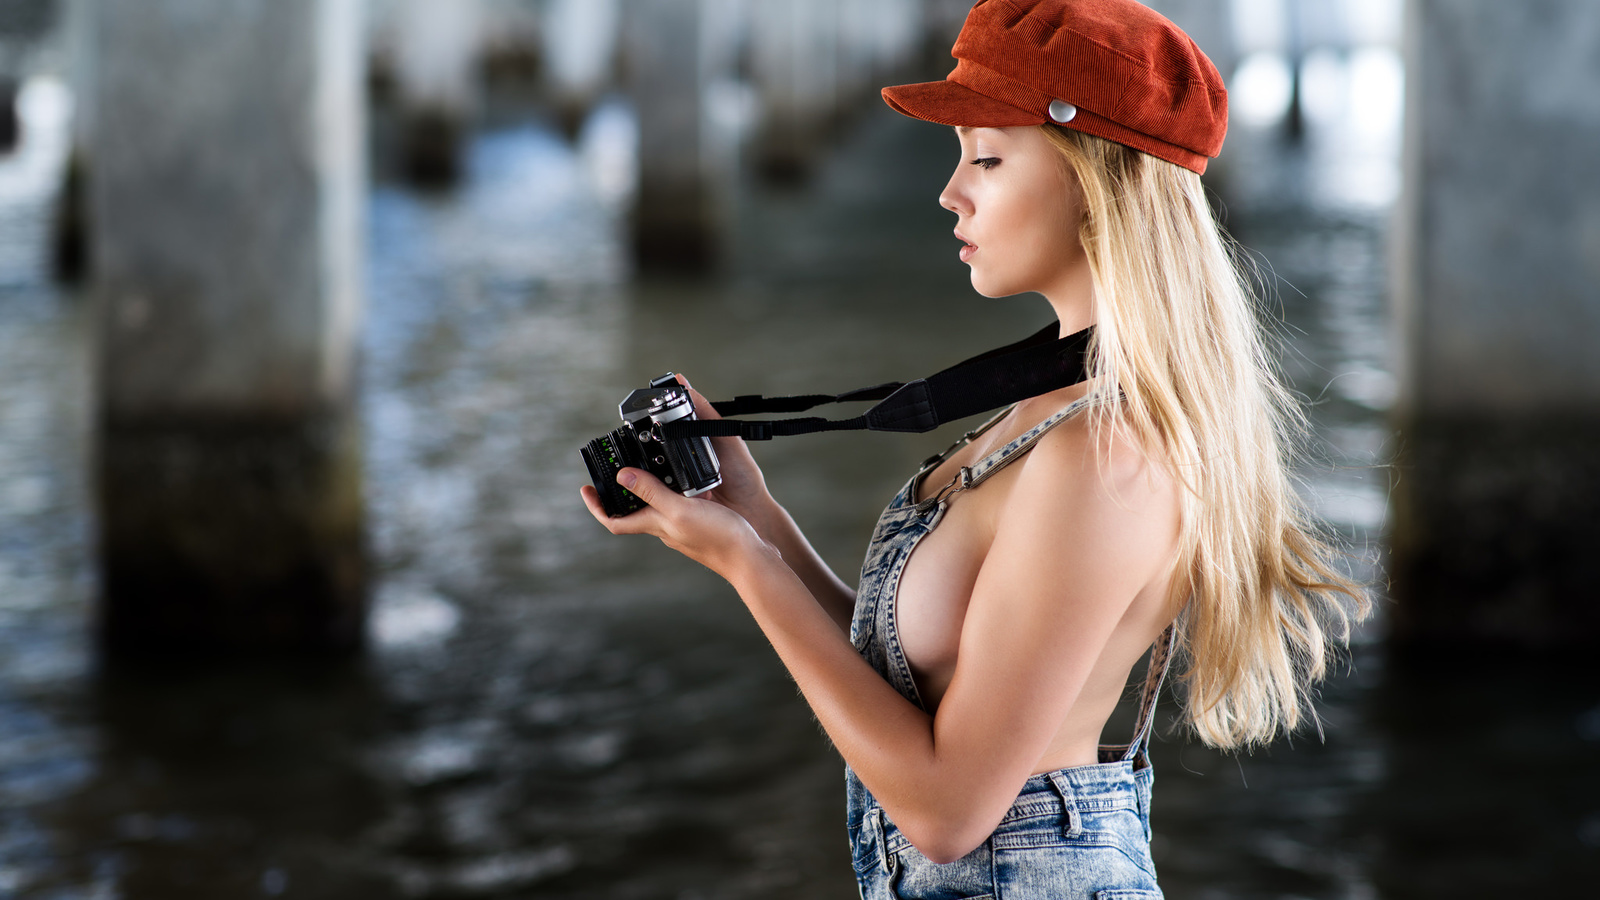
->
[[940, 126, 1086, 300]]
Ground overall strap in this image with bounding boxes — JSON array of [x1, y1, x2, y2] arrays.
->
[[1122, 623, 1177, 762], [914, 405, 1014, 477], [913, 394, 1095, 515]]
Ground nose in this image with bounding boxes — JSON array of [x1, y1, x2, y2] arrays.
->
[[939, 168, 970, 217]]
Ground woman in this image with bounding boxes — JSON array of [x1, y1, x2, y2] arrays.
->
[[581, 0, 1367, 896]]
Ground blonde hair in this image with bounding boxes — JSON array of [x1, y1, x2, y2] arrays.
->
[[1041, 125, 1369, 750]]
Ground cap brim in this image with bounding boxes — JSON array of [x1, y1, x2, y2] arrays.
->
[[881, 78, 1044, 128]]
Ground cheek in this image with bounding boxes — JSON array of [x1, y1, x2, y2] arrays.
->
[[1028, 185, 1080, 247], [995, 195, 1074, 272]]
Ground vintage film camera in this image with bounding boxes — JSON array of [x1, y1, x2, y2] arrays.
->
[[581, 374, 722, 517]]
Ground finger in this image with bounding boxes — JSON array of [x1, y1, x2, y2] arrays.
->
[[685, 390, 755, 463], [682, 389, 759, 463], [676, 379, 750, 462], [580, 484, 607, 517], [581, 483, 668, 535], [685, 385, 722, 421], [579, 485, 624, 531], [670, 374, 728, 422]]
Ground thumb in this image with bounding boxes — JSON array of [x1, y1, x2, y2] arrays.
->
[[617, 467, 677, 509]]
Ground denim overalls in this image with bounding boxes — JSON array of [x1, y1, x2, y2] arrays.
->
[[846, 396, 1175, 900]]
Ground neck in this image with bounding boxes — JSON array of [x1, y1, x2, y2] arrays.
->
[[1041, 257, 1096, 337]]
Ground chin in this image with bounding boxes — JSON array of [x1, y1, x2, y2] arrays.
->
[[969, 272, 1027, 299]]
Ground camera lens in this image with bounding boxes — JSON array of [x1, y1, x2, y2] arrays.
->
[[581, 430, 647, 517]]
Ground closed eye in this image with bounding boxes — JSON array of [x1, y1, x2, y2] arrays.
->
[[970, 157, 1000, 170]]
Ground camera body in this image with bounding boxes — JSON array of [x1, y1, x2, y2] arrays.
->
[[581, 374, 722, 517]]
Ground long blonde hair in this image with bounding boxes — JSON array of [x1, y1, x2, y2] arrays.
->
[[1041, 125, 1368, 750]]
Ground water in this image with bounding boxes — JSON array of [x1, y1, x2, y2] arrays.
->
[[2, 55, 1598, 900]]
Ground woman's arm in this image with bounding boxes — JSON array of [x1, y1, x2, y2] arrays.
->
[[736, 494, 857, 634], [580, 418, 1178, 863], [678, 381, 856, 631]]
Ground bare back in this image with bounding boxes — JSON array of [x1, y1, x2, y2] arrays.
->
[[897, 385, 1182, 773]]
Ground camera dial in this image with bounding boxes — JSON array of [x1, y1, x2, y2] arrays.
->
[[619, 386, 694, 426]]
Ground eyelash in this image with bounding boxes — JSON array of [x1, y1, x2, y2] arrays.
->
[[971, 157, 999, 170]]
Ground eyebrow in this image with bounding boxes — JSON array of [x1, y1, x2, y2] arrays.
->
[[956, 126, 973, 137]]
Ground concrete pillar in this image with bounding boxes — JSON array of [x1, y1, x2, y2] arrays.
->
[[923, 0, 976, 60], [0, 0, 60, 153], [1281, 0, 1306, 139], [624, 0, 737, 268], [90, 0, 367, 657], [476, 0, 543, 86], [835, 0, 878, 110], [541, 0, 621, 136], [53, 0, 92, 281], [391, 0, 482, 185], [833, 0, 921, 110], [869, 0, 926, 77], [750, 0, 838, 181], [1390, 0, 1600, 649], [0, 77, 17, 153]]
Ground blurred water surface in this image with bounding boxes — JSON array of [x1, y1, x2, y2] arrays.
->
[[2, 33, 1598, 900]]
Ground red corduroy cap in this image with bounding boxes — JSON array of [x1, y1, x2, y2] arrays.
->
[[882, 0, 1228, 174]]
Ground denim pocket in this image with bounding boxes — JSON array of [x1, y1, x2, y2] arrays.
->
[[867, 818, 994, 900], [1075, 807, 1158, 881], [887, 845, 995, 900]]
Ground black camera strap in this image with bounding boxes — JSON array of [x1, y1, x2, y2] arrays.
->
[[661, 323, 1093, 441]]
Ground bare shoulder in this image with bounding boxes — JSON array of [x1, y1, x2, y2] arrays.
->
[[998, 411, 1182, 588], [1023, 409, 1175, 502]]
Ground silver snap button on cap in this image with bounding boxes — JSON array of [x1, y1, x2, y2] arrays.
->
[[1048, 99, 1077, 123]]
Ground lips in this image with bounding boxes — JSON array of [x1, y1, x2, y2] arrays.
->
[[955, 230, 977, 263]]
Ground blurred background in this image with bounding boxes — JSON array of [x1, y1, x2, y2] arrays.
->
[[0, 0, 1596, 897]]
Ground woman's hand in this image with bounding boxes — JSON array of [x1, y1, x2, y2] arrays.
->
[[579, 375, 783, 581], [675, 376, 776, 523], [580, 465, 779, 582], [584, 374, 859, 631]]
